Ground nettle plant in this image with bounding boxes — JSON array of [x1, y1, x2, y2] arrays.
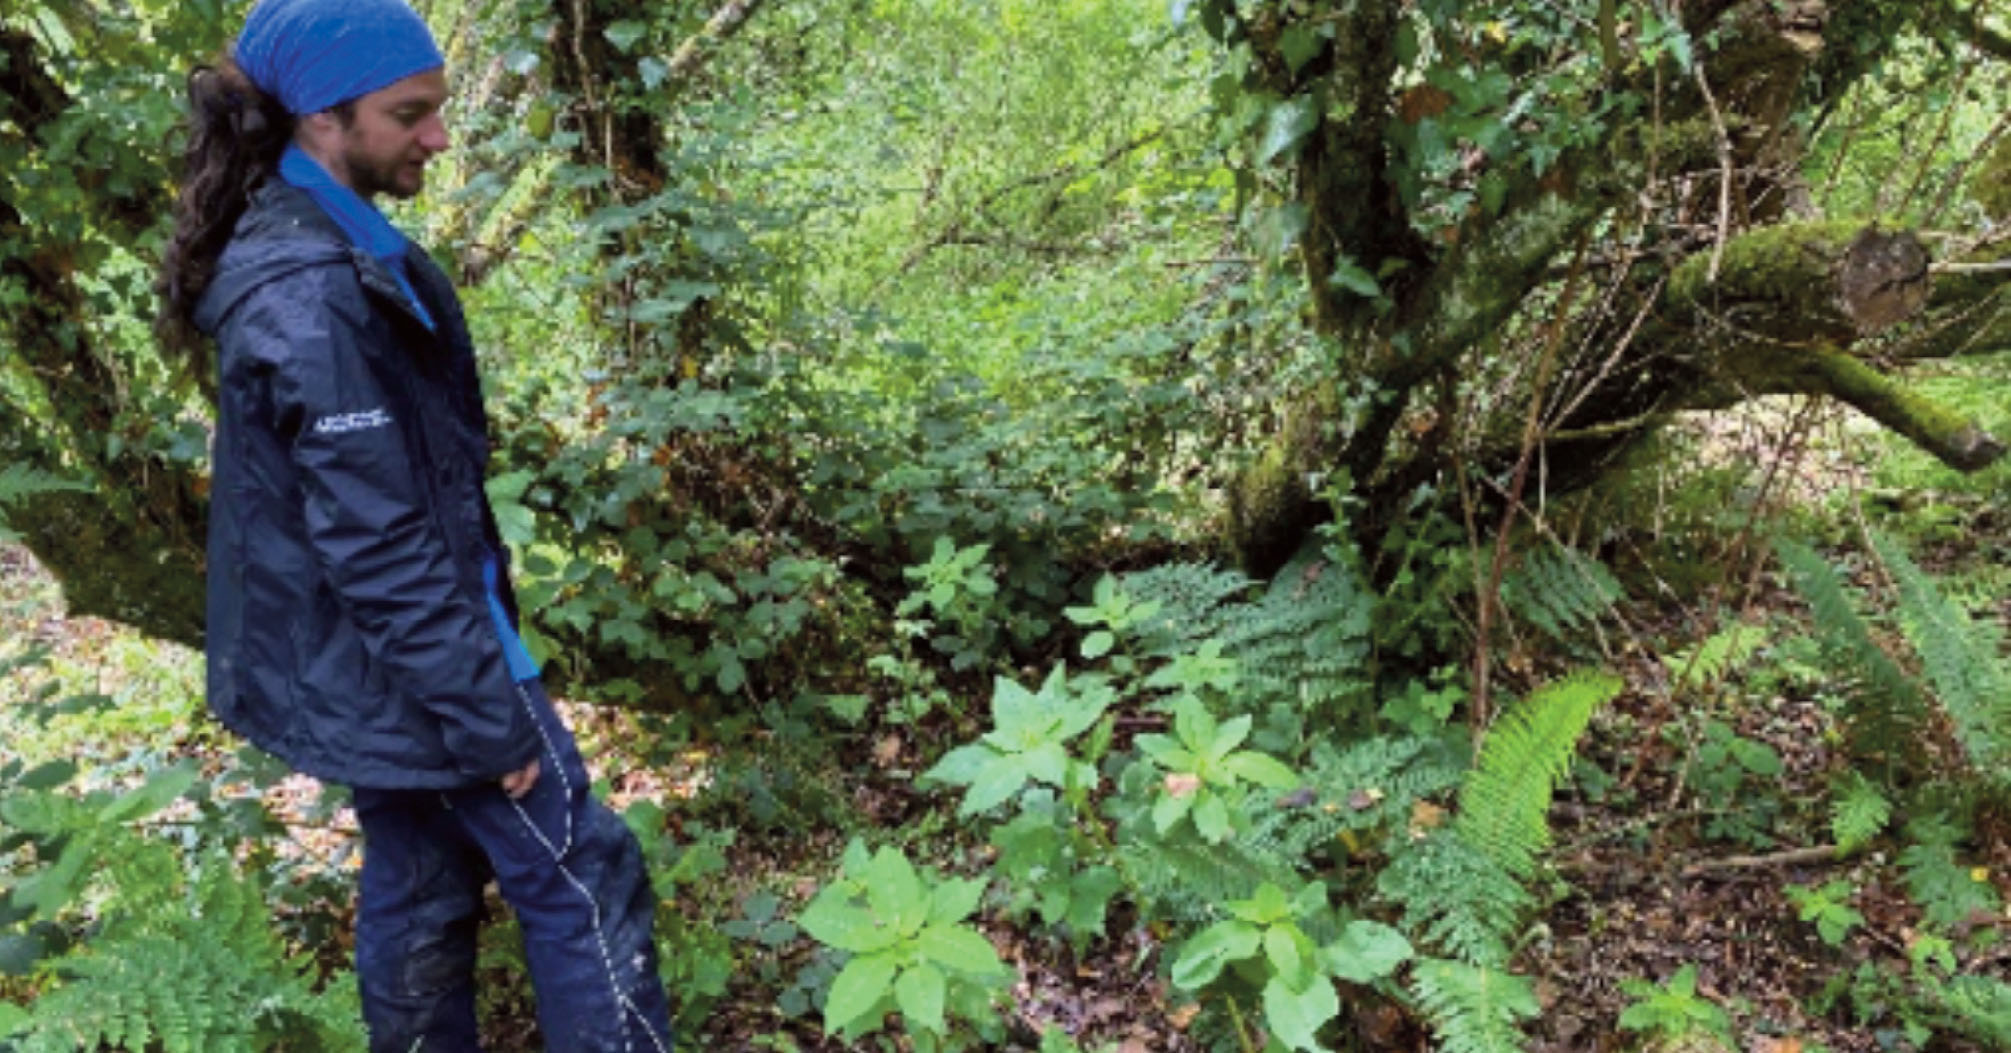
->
[[1170, 881, 1413, 1053], [796, 840, 1009, 1051]]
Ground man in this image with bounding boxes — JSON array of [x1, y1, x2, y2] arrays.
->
[[158, 1, 675, 1049]]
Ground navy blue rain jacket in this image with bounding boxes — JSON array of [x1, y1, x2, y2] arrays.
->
[[194, 181, 542, 789]]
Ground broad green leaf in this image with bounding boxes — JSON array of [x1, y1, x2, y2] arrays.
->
[[896, 962, 948, 1035], [1082, 630, 1115, 659], [1022, 741, 1070, 788], [823, 952, 898, 1034], [1204, 714, 1253, 763], [961, 753, 1030, 816], [922, 743, 997, 788], [1325, 921, 1413, 983], [927, 876, 987, 926], [14, 760, 75, 791], [1222, 751, 1300, 790], [1173, 696, 1219, 754], [1152, 791, 1193, 835], [1264, 924, 1307, 989], [98, 763, 197, 824], [916, 923, 1004, 976], [865, 848, 928, 934], [1261, 972, 1339, 1052], [799, 886, 900, 955], [1133, 733, 1187, 767], [989, 677, 1044, 740], [0, 1000, 27, 1038], [1193, 792, 1232, 843], [1171, 919, 1261, 989], [1258, 95, 1320, 165], [1231, 882, 1293, 925]]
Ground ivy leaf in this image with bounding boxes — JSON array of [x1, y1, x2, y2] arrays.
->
[[896, 962, 948, 1035], [1329, 257, 1382, 299], [1258, 95, 1320, 165], [638, 56, 669, 90], [1261, 972, 1339, 1052], [603, 20, 647, 53], [823, 952, 898, 1034], [1280, 26, 1323, 74], [1171, 919, 1261, 989]]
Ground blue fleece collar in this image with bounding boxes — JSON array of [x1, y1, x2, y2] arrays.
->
[[280, 143, 435, 330]]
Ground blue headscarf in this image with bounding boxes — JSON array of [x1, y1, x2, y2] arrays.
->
[[234, 0, 444, 115]]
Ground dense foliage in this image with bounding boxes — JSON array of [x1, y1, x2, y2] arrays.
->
[[3, 0, 2009, 1049]]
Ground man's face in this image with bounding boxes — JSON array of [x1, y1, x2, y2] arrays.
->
[[334, 69, 451, 200]]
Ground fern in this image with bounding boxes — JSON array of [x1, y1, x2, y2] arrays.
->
[[1410, 958, 1540, 1053], [0, 462, 87, 542], [1829, 772, 1892, 855], [4, 787, 364, 1053], [1457, 671, 1620, 881], [1379, 673, 1617, 1052], [1499, 541, 1625, 642], [1872, 531, 2011, 778], [1774, 537, 1928, 764], [1932, 975, 2011, 1046], [1217, 556, 1376, 720], [1118, 561, 1256, 652], [1663, 620, 1769, 693], [1378, 831, 1531, 967]]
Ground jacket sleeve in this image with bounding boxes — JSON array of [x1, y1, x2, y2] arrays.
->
[[243, 268, 542, 782]]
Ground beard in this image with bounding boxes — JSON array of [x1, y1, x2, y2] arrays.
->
[[342, 145, 426, 201]]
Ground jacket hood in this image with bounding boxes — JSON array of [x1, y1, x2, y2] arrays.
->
[[193, 182, 356, 337]]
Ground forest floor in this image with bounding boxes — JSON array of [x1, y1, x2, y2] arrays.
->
[[2, 488, 2006, 1053]]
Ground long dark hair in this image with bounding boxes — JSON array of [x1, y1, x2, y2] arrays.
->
[[154, 57, 292, 396]]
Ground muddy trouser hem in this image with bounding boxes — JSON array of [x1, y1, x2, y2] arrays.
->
[[353, 681, 674, 1052]]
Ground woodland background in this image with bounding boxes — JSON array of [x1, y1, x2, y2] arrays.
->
[[2, 0, 2009, 1050]]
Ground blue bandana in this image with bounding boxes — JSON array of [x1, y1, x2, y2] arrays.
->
[[234, 0, 444, 116], [280, 143, 435, 331]]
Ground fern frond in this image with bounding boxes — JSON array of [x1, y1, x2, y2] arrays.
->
[[1663, 621, 1768, 693], [1378, 831, 1530, 966], [1458, 671, 1620, 879], [1872, 532, 2011, 777], [1410, 958, 1539, 1053], [1499, 542, 1625, 642], [1934, 975, 2011, 1045], [0, 462, 88, 541], [1119, 561, 1256, 651], [1774, 537, 1928, 763]]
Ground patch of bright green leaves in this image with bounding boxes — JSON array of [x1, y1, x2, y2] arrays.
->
[[797, 841, 1007, 1049]]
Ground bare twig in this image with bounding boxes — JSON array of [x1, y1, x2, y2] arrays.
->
[[667, 0, 768, 81], [1692, 63, 1735, 284], [1681, 844, 1841, 878]]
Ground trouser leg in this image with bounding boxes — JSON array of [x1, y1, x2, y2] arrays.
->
[[447, 681, 674, 1053], [354, 787, 489, 1053]]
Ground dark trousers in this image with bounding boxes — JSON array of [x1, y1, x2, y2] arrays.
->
[[352, 681, 674, 1052]]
